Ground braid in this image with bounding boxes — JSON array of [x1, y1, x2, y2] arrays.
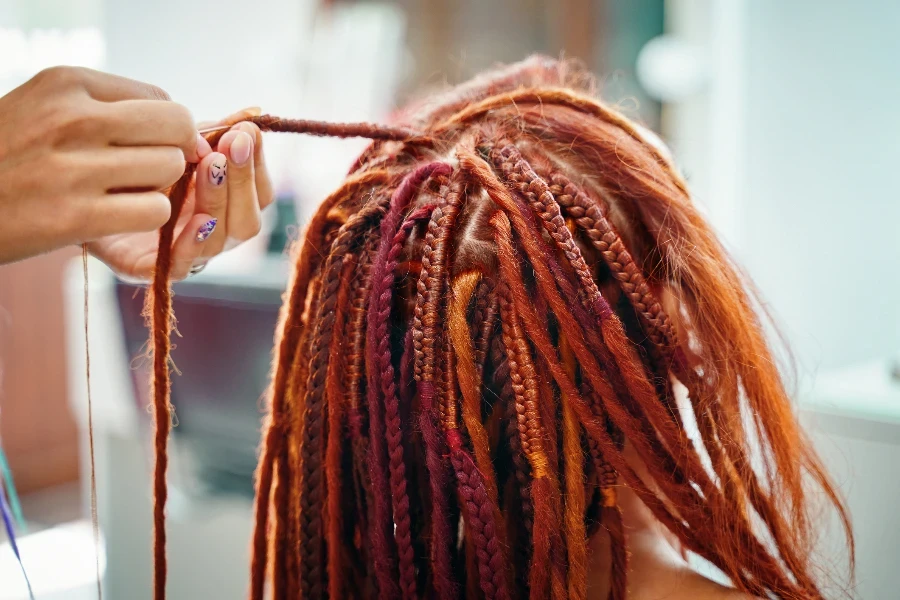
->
[[545, 170, 675, 346], [449, 271, 502, 516], [298, 196, 393, 597], [367, 162, 452, 599], [447, 429, 511, 600], [560, 334, 588, 600], [472, 279, 499, 378], [325, 255, 357, 599], [492, 335, 533, 535]]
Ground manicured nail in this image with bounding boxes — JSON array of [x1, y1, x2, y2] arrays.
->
[[196, 133, 212, 159], [208, 154, 227, 186], [229, 131, 252, 166], [196, 218, 218, 242]]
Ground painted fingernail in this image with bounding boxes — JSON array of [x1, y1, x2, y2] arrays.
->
[[230, 131, 252, 166], [196, 133, 212, 159], [196, 218, 218, 242], [209, 154, 227, 186]]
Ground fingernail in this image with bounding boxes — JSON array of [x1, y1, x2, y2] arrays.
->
[[230, 131, 252, 166], [196, 133, 212, 159], [208, 154, 227, 186], [196, 218, 218, 242]]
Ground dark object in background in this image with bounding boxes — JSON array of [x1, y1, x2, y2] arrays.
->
[[115, 259, 288, 498], [267, 194, 298, 255]]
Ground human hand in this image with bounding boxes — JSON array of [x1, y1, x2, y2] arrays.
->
[[87, 108, 273, 281], [0, 66, 206, 264]]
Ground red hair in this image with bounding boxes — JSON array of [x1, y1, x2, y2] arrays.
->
[[147, 56, 852, 599]]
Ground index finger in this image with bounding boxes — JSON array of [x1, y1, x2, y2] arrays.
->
[[77, 67, 173, 103], [104, 100, 208, 162]]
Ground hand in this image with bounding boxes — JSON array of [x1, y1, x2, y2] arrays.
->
[[88, 109, 274, 281], [0, 66, 206, 264]]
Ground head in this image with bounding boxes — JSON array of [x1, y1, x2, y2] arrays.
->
[[152, 56, 852, 600]]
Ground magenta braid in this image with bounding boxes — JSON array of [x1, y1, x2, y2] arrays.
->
[[447, 429, 510, 600], [367, 162, 452, 599]]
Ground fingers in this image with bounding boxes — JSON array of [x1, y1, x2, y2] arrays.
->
[[216, 128, 262, 243], [76, 67, 172, 102], [221, 121, 274, 209], [104, 100, 208, 161], [86, 146, 187, 192], [192, 151, 230, 256], [169, 212, 218, 281], [83, 191, 172, 239], [33, 67, 206, 161], [103, 99, 210, 162]]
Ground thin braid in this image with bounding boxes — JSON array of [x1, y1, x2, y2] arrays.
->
[[472, 279, 499, 378], [298, 196, 393, 598], [345, 234, 379, 593], [415, 176, 466, 413], [498, 287, 555, 600], [283, 269, 326, 598], [492, 335, 533, 534], [409, 180, 468, 600], [250, 114, 430, 143], [545, 171, 675, 346], [325, 255, 357, 600], [367, 162, 452, 599], [446, 429, 511, 600], [560, 333, 588, 600], [448, 271, 503, 515]]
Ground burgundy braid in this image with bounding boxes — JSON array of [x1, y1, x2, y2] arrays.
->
[[367, 162, 452, 599], [447, 429, 511, 600]]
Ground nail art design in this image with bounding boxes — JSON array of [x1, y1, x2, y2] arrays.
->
[[196, 218, 218, 242], [209, 158, 227, 186]]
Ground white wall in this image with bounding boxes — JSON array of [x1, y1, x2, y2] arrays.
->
[[669, 0, 900, 384], [742, 0, 900, 375]]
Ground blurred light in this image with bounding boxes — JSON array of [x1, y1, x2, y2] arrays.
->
[[0, 27, 105, 80], [636, 34, 708, 103], [0, 520, 106, 599]]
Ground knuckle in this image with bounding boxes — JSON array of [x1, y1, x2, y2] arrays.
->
[[233, 217, 262, 241], [35, 65, 84, 89], [158, 147, 187, 185], [143, 82, 171, 102], [145, 192, 172, 228], [171, 104, 196, 145], [54, 102, 103, 140]]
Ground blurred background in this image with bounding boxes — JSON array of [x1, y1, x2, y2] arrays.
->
[[0, 0, 897, 598]]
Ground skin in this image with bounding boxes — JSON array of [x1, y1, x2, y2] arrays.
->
[[0, 66, 273, 280], [587, 441, 754, 600]]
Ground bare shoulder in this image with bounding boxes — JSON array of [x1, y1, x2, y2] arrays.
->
[[630, 566, 757, 600]]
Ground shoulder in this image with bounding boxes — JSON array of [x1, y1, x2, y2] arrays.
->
[[630, 567, 756, 600]]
